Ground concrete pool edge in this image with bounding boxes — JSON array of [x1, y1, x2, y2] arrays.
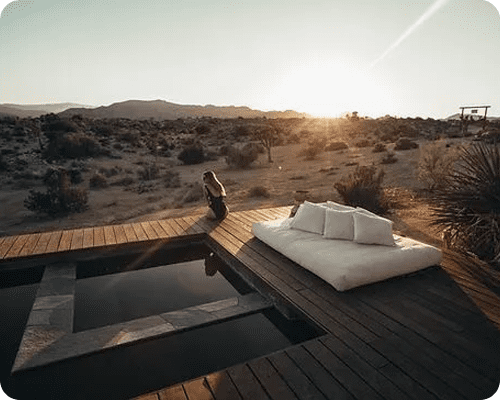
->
[[12, 262, 272, 374]]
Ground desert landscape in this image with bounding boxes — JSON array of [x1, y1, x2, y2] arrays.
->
[[1, 106, 498, 251]]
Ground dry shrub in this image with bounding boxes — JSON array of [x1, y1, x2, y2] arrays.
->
[[163, 169, 181, 188], [137, 164, 160, 181], [48, 132, 101, 160], [89, 172, 109, 189], [225, 145, 259, 169], [418, 141, 460, 190], [372, 142, 387, 153], [248, 186, 270, 198], [24, 168, 88, 216], [380, 152, 398, 164], [394, 137, 419, 150], [112, 176, 135, 186], [181, 183, 204, 203], [325, 141, 348, 152], [353, 139, 371, 148], [334, 165, 388, 214], [178, 143, 205, 165]]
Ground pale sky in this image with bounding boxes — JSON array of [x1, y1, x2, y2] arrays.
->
[[0, 0, 499, 118]]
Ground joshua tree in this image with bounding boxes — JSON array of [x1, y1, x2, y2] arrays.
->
[[252, 125, 280, 163]]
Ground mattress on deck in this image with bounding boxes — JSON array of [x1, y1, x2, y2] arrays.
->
[[252, 218, 442, 291]]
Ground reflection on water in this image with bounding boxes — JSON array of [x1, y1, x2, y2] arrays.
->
[[74, 254, 251, 332], [205, 252, 223, 277]]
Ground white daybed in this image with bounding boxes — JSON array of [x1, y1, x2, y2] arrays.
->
[[252, 201, 442, 292]]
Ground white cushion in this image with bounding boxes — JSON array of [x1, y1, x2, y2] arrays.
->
[[326, 201, 356, 212], [290, 201, 327, 234], [323, 209, 355, 240], [353, 211, 395, 246], [356, 207, 392, 223], [252, 218, 442, 291]]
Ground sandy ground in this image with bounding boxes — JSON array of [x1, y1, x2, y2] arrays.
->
[[0, 135, 459, 249]]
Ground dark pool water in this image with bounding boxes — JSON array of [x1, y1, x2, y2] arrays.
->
[[0, 246, 324, 400], [3, 305, 321, 400], [74, 252, 251, 332]]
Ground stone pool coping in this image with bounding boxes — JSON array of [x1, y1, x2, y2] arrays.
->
[[12, 262, 271, 373]]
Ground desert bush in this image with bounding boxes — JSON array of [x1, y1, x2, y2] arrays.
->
[[380, 130, 399, 142], [334, 165, 388, 214], [394, 137, 419, 150], [0, 154, 8, 171], [177, 144, 205, 165], [242, 142, 265, 154], [42, 118, 78, 134], [68, 168, 83, 184], [99, 166, 122, 178], [163, 169, 181, 188], [353, 139, 371, 148], [431, 142, 500, 264], [44, 131, 101, 160], [89, 172, 109, 189], [325, 141, 348, 151], [118, 131, 142, 147], [137, 164, 160, 181], [112, 176, 135, 186], [248, 186, 270, 198], [380, 152, 398, 164], [195, 124, 211, 135], [24, 168, 88, 216], [418, 141, 460, 190], [372, 142, 387, 153], [300, 137, 326, 160], [181, 183, 204, 203], [225, 145, 259, 169], [232, 124, 250, 137], [287, 133, 301, 144]]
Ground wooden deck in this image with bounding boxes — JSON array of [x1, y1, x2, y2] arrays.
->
[[1, 206, 500, 400]]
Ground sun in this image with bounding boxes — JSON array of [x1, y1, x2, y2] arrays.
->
[[270, 63, 393, 118]]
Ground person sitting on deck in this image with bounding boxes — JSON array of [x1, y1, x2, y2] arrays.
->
[[202, 170, 229, 221]]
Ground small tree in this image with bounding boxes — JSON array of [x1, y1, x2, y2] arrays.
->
[[252, 125, 280, 163]]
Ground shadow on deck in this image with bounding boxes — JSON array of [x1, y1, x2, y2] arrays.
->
[[0, 206, 499, 400]]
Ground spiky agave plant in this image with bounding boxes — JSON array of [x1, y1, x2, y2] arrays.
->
[[431, 142, 500, 265]]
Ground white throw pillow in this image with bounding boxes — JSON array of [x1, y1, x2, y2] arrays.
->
[[290, 201, 327, 234], [353, 211, 395, 246], [356, 207, 392, 223], [323, 209, 355, 240], [327, 201, 356, 212]]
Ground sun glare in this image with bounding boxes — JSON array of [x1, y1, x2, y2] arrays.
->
[[271, 63, 393, 118]]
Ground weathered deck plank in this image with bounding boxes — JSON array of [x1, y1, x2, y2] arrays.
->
[[4, 234, 30, 259], [113, 224, 128, 244], [70, 229, 84, 250], [82, 228, 94, 248], [93, 226, 105, 247], [103, 225, 117, 245], [18, 233, 41, 257]]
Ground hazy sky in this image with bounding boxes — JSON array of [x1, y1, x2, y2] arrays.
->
[[0, 0, 499, 118]]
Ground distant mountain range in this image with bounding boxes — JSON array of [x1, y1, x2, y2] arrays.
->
[[0, 103, 92, 118], [0, 100, 309, 120]]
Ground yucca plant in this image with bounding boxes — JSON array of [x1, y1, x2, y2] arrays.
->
[[431, 142, 500, 265]]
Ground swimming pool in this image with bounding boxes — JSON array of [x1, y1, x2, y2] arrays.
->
[[4, 240, 324, 400]]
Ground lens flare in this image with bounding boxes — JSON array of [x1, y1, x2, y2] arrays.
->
[[370, 0, 450, 69]]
